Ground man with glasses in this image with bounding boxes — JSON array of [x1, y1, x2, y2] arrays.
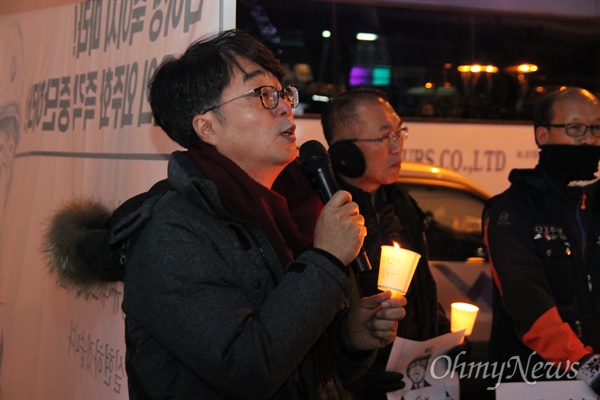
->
[[484, 87, 600, 394], [322, 88, 453, 399], [43, 30, 408, 399]]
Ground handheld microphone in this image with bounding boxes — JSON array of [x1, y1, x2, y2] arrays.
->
[[299, 140, 372, 276]]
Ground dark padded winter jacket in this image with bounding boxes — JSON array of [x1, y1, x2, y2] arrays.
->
[[484, 166, 600, 380]]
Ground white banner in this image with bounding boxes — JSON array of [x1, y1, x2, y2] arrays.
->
[[0, 1, 234, 399]]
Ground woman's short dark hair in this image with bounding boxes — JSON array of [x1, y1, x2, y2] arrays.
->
[[148, 29, 285, 148]]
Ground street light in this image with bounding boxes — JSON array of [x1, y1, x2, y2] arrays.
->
[[505, 63, 539, 114], [505, 63, 538, 74]]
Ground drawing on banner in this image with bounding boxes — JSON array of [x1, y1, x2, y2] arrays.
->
[[0, 19, 24, 379], [0, 21, 23, 228]]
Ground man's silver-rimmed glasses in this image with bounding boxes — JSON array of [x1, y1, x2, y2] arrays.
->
[[549, 123, 600, 138], [203, 85, 299, 114], [346, 125, 408, 145]]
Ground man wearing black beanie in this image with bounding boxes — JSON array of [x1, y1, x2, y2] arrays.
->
[[484, 87, 600, 394]]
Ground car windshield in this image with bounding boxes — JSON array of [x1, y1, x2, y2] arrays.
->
[[405, 184, 487, 261]]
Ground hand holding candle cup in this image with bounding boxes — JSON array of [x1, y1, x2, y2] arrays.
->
[[450, 302, 479, 336], [377, 242, 421, 296]]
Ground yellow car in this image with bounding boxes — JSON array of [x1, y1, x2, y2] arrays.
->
[[398, 161, 492, 361]]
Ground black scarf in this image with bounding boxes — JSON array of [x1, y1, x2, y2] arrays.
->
[[538, 144, 600, 186]]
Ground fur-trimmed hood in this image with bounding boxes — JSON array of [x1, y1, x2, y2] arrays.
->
[[42, 180, 170, 297]]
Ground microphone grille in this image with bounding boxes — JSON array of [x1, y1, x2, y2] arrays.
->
[[299, 140, 330, 175]]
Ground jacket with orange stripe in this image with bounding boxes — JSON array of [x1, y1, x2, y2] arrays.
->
[[483, 166, 600, 381]]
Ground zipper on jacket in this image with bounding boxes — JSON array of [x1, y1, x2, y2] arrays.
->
[[580, 190, 587, 211], [575, 187, 592, 293], [575, 320, 582, 338]]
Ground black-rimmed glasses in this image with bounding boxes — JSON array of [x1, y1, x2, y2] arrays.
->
[[346, 126, 408, 145], [548, 123, 600, 138], [203, 85, 299, 114]]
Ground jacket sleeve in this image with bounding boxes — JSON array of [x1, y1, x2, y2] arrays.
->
[[484, 195, 592, 368]]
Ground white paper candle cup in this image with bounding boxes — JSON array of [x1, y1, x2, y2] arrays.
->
[[377, 244, 421, 295], [450, 302, 479, 336]]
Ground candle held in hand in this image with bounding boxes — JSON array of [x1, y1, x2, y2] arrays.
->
[[450, 302, 479, 336], [377, 242, 421, 295]]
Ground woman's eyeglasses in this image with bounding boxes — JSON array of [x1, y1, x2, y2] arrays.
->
[[203, 85, 299, 114]]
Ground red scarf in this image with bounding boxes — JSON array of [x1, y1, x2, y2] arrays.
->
[[188, 142, 323, 267]]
